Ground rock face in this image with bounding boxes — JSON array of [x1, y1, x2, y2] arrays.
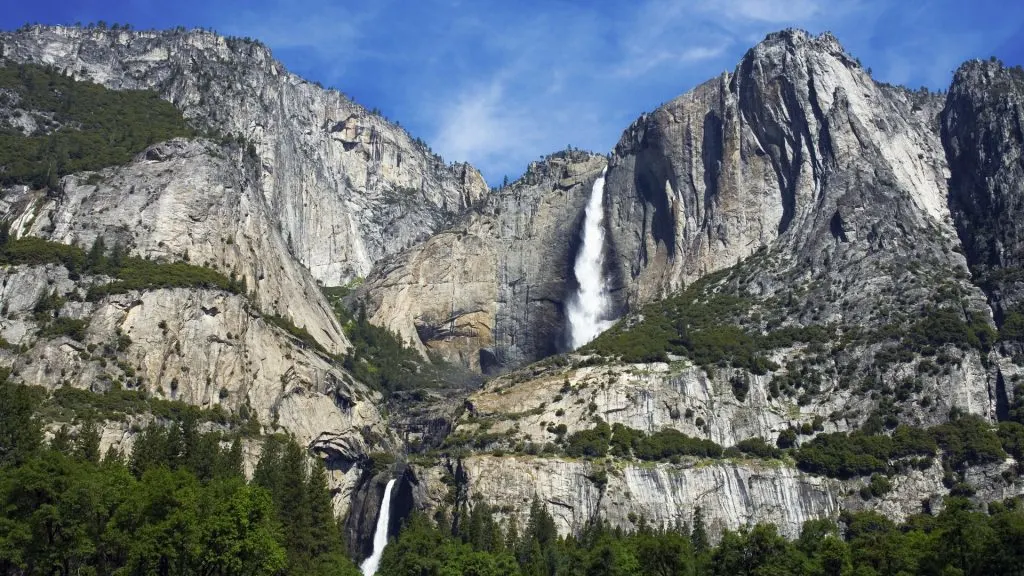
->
[[390, 31, 1024, 541], [943, 60, 1024, 312], [3, 138, 348, 354], [358, 151, 608, 372], [413, 454, 1023, 542], [417, 456, 841, 540], [604, 30, 953, 309], [0, 25, 488, 285]]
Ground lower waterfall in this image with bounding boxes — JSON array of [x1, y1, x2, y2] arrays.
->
[[359, 478, 396, 576], [567, 166, 615, 349]]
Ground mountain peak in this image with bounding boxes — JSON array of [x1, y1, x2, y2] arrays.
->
[[746, 28, 860, 71]]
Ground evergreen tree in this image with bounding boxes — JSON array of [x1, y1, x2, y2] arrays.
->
[[74, 420, 101, 463], [305, 458, 342, 561], [0, 374, 41, 467], [222, 436, 245, 479], [691, 506, 709, 556], [50, 424, 73, 452]]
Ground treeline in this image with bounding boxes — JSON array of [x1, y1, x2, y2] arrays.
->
[[511, 413, 1022, 488], [0, 375, 361, 575], [0, 231, 246, 306], [0, 58, 194, 189], [561, 420, 729, 461], [793, 414, 1022, 481], [379, 495, 1024, 576]]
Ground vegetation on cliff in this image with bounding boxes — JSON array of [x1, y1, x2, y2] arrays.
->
[[0, 231, 246, 297], [0, 58, 194, 189]]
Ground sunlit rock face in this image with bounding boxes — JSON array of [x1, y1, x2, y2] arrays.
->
[[1, 25, 488, 286], [604, 29, 953, 308]]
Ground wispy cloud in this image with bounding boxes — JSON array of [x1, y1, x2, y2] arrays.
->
[[53, 0, 1014, 185], [217, 0, 382, 79], [614, 42, 732, 78], [433, 77, 545, 173], [712, 0, 824, 23]]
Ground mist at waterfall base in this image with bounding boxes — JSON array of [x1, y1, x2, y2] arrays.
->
[[360, 479, 396, 576], [567, 167, 615, 350]]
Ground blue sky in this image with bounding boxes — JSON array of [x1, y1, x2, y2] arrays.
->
[[4, 1, 1024, 184]]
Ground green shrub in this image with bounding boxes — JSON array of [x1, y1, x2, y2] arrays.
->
[[0, 58, 194, 189], [37, 317, 88, 341], [730, 374, 750, 402], [563, 421, 611, 458], [776, 428, 797, 449], [633, 428, 723, 460], [868, 473, 892, 497], [736, 437, 780, 459], [795, 417, 1002, 479]]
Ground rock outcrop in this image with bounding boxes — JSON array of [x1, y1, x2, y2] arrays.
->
[[943, 60, 1024, 313], [358, 151, 608, 372], [412, 455, 1022, 541], [2, 138, 348, 354], [604, 30, 953, 309], [0, 25, 488, 285]]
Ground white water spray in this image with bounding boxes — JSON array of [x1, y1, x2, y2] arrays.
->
[[360, 478, 396, 576], [567, 167, 615, 349]]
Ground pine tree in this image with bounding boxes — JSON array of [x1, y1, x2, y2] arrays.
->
[[75, 420, 101, 463], [505, 512, 520, 552], [86, 235, 106, 272], [253, 435, 283, 495], [0, 376, 42, 467], [50, 424, 73, 452], [222, 437, 244, 479], [691, 506, 709, 556], [304, 458, 341, 561]]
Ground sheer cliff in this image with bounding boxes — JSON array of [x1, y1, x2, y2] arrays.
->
[[357, 150, 609, 373], [368, 31, 1024, 540], [2, 21, 1024, 553], [0, 25, 488, 286]]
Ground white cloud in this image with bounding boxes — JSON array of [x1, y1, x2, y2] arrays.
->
[[433, 74, 566, 179], [714, 0, 824, 23], [614, 42, 732, 78], [218, 0, 380, 78]]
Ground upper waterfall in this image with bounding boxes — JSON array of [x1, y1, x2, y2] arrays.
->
[[566, 166, 615, 349], [360, 478, 396, 576]]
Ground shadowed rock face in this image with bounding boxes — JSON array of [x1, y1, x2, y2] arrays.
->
[[344, 466, 417, 560], [0, 25, 488, 286], [942, 59, 1024, 420], [943, 60, 1024, 312]]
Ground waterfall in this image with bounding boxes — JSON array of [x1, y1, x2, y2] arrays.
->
[[359, 478, 396, 576], [567, 166, 615, 349]]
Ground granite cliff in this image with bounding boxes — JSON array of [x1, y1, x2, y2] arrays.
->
[[2, 23, 1024, 554]]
